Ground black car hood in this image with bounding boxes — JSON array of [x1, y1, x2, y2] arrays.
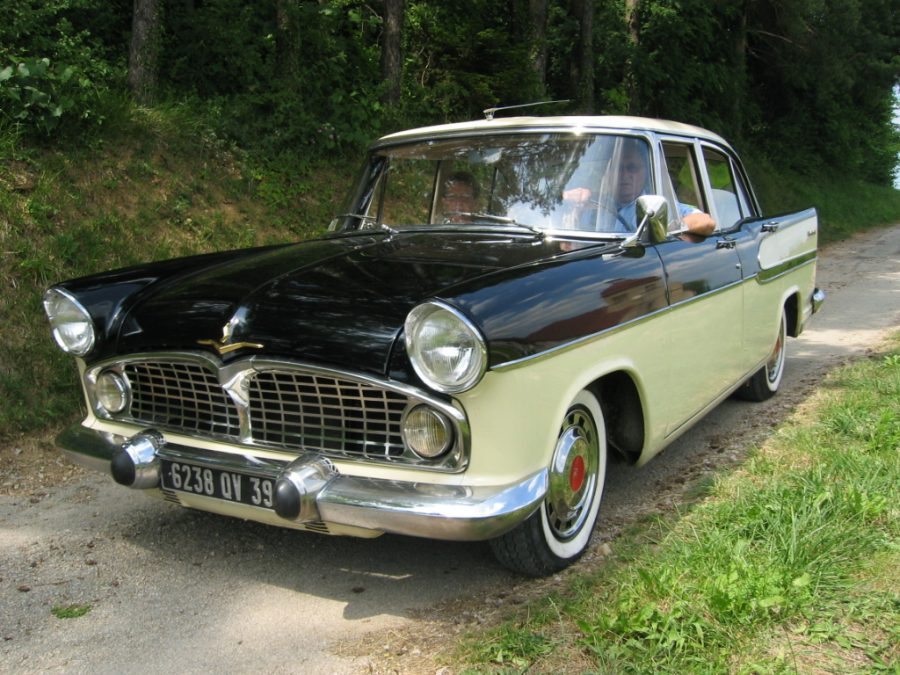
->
[[114, 230, 603, 375]]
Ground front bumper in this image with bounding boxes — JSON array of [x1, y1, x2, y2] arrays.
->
[[57, 424, 546, 542]]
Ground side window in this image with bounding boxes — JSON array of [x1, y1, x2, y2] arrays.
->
[[661, 142, 706, 231], [702, 147, 744, 228]]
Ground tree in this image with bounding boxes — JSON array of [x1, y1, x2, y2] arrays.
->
[[276, 0, 300, 78], [128, 0, 161, 104], [569, 0, 593, 112], [528, 0, 550, 94], [623, 0, 640, 113], [381, 0, 405, 104]]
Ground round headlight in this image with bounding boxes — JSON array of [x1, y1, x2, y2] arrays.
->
[[404, 302, 486, 393], [43, 288, 96, 356], [96, 371, 129, 414], [402, 405, 454, 459]]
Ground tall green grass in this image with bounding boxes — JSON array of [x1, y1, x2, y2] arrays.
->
[[462, 339, 899, 673]]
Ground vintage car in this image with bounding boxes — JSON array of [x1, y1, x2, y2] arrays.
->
[[45, 115, 824, 576]]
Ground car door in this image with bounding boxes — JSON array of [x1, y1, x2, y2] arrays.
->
[[697, 143, 775, 374], [653, 139, 745, 434]]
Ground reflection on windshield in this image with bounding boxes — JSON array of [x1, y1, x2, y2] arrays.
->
[[337, 134, 654, 236]]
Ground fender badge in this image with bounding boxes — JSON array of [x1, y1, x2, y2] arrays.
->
[[197, 322, 264, 355]]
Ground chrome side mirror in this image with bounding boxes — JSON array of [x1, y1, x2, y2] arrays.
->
[[635, 195, 668, 244]]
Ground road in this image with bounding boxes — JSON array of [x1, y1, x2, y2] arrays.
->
[[2, 225, 898, 674]]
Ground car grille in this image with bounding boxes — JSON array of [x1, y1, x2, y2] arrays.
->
[[125, 362, 241, 436], [122, 360, 409, 459], [247, 370, 407, 459]]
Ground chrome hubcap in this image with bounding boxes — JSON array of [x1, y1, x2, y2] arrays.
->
[[546, 406, 598, 541]]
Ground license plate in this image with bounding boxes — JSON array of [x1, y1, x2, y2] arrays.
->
[[161, 460, 275, 509]]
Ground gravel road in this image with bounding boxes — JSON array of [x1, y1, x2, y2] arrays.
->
[[2, 224, 898, 674]]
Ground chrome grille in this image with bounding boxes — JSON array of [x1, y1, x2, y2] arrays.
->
[[119, 359, 414, 460], [248, 370, 408, 458], [125, 362, 241, 437]]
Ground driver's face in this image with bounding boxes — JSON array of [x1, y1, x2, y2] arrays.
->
[[616, 152, 647, 204]]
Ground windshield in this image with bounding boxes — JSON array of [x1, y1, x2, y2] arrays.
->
[[331, 133, 655, 236]]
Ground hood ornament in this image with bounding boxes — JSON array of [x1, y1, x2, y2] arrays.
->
[[197, 320, 264, 355]]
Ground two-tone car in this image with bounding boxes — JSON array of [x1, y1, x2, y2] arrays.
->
[[44, 115, 824, 576]]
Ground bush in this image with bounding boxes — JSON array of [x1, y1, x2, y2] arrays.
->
[[0, 56, 106, 136]]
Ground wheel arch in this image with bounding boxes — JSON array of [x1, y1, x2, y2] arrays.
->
[[587, 369, 645, 464], [783, 290, 801, 338]]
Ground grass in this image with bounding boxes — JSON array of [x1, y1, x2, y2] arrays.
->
[[456, 337, 900, 673], [51, 603, 92, 619], [0, 105, 352, 438]]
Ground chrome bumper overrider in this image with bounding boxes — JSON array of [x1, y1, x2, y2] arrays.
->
[[56, 424, 547, 541], [812, 287, 826, 314]]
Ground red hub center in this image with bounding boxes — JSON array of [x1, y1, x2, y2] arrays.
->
[[569, 455, 586, 493]]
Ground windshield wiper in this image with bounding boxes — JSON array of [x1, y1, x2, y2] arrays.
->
[[448, 212, 545, 238], [333, 213, 398, 235]]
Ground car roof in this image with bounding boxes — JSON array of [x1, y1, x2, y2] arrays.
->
[[374, 115, 731, 149]]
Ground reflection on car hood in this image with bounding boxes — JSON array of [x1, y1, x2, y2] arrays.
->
[[113, 231, 607, 375]]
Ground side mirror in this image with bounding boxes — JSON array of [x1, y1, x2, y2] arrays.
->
[[635, 195, 668, 244]]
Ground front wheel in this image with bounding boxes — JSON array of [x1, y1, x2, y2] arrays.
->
[[737, 307, 787, 402], [490, 389, 607, 577]]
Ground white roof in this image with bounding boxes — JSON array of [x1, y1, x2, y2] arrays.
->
[[375, 115, 729, 148]]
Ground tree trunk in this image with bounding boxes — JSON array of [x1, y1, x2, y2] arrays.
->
[[731, 1, 748, 137], [529, 0, 550, 94], [275, 0, 301, 79], [569, 0, 594, 113], [624, 0, 640, 114], [381, 0, 405, 105], [127, 0, 161, 104]]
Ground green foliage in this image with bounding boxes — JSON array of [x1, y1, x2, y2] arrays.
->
[[744, 0, 900, 183], [0, 1, 127, 137], [0, 56, 103, 136], [401, 1, 544, 122], [160, 0, 384, 161], [51, 603, 92, 619]]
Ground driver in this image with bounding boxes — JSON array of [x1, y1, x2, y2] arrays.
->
[[563, 141, 716, 236]]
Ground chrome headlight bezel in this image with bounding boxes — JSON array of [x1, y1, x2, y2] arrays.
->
[[43, 287, 96, 357], [95, 370, 131, 415], [401, 404, 455, 459], [404, 301, 487, 394]]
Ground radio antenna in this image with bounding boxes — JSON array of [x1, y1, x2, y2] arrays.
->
[[483, 99, 572, 121]]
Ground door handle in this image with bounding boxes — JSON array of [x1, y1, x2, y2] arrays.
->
[[716, 238, 736, 249], [761, 221, 780, 233]]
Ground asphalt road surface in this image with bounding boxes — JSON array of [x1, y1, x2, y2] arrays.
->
[[2, 224, 898, 674]]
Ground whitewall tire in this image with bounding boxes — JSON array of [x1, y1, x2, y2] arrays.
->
[[738, 307, 787, 402], [490, 389, 607, 576]]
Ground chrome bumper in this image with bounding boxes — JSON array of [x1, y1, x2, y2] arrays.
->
[[57, 424, 546, 542], [812, 287, 826, 314]]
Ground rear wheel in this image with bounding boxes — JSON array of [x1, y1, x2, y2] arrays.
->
[[738, 308, 787, 402], [490, 389, 607, 576]]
